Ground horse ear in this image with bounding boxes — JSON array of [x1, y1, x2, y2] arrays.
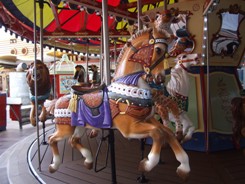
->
[[140, 14, 154, 24]]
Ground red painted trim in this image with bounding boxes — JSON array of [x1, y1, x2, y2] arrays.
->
[[199, 66, 209, 152]]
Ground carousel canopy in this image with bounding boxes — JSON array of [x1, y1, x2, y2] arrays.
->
[[0, 0, 176, 55]]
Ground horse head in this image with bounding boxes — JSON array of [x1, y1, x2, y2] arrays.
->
[[114, 28, 169, 80], [74, 65, 86, 83], [26, 60, 51, 97], [174, 53, 201, 71], [26, 60, 51, 126], [88, 65, 100, 84]]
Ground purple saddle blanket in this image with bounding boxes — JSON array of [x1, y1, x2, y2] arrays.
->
[[71, 87, 112, 128]]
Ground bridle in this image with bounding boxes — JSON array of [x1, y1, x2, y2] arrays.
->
[[128, 31, 168, 75], [177, 58, 197, 72]]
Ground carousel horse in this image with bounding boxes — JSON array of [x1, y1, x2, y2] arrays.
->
[[26, 60, 51, 126], [73, 64, 86, 84], [74, 64, 100, 85], [166, 53, 200, 143], [144, 73, 183, 141], [88, 64, 100, 84], [168, 28, 194, 57], [45, 23, 190, 180], [151, 53, 200, 143], [231, 92, 245, 149]]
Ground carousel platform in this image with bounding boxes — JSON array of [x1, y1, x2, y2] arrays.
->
[[1, 118, 245, 184]]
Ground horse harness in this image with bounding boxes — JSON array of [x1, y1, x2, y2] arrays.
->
[[108, 34, 169, 120]]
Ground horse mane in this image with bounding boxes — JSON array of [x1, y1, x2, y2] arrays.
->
[[116, 28, 152, 64], [166, 67, 183, 95]]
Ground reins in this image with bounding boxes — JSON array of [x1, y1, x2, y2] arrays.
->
[[178, 59, 196, 72]]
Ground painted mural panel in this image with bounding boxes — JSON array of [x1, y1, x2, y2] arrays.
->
[[209, 72, 240, 132]]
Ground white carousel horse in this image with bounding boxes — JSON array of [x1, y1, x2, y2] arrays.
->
[[166, 53, 200, 143]]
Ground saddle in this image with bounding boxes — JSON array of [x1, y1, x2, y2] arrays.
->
[[71, 83, 106, 95], [70, 86, 112, 129], [68, 83, 106, 113], [82, 90, 104, 116]]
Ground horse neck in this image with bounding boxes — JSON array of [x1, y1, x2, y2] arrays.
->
[[113, 31, 151, 80], [167, 64, 190, 97], [113, 59, 143, 80]]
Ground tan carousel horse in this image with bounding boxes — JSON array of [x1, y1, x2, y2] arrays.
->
[[45, 24, 190, 181], [26, 60, 51, 126]]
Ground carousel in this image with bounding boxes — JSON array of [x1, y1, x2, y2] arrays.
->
[[0, 0, 245, 184]]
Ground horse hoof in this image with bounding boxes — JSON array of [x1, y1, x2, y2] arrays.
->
[[175, 131, 184, 142], [89, 129, 99, 138], [181, 126, 195, 143], [39, 116, 46, 123], [31, 121, 36, 127], [176, 167, 189, 181], [84, 161, 93, 170], [138, 158, 148, 172], [48, 165, 57, 173]]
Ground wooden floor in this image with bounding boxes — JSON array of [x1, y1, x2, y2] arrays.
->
[[28, 127, 245, 184]]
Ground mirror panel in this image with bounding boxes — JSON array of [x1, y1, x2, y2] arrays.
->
[[211, 4, 245, 57]]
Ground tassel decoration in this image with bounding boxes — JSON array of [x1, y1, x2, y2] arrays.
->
[[68, 94, 78, 112], [163, 58, 169, 70]]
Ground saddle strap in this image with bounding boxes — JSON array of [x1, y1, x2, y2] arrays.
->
[[109, 99, 152, 120]]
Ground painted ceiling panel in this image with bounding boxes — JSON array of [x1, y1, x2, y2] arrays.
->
[[0, 0, 175, 54]]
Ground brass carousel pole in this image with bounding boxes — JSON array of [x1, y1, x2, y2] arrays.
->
[[102, 1, 117, 183], [136, 0, 149, 183], [100, 28, 104, 84], [85, 39, 89, 83], [34, 0, 41, 172], [39, 0, 47, 145], [164, 0, 168, 10]]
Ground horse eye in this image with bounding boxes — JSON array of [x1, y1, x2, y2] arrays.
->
[[182, 54, 187, 59], [155, 13, 160, 19], [155, 47, 162, 55]]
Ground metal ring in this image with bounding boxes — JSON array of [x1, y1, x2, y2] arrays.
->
[[119, 99, 130, 114]]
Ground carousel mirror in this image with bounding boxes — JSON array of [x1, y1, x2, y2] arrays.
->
[[211, 4, 245, 57]]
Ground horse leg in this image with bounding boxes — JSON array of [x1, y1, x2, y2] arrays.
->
[[180, 113, 195, 143], [155, 103, 170, 127], [70, 126, 93, 169], [154, 119, 190, 181], [30, 103, 36, 126], [39, 104, 47, 123], [114, 115, 164, 172], [167, 130, 190, 181], [138, 123, 164, 172], [169, 101, 184, 142], [154, 95, 184, 142], [48, 124, 75, 173]]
